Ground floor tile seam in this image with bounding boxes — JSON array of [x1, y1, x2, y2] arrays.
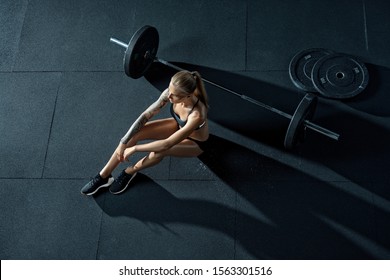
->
[[0, 177, 87, 180], [362, 0, 369, 52], [0, 71, 17, 74], [168, 157, 172, 180], [10, 0, 29, 73], [233, 187, 238, 260], [235, 69, 288, 73], [41, 74, 62, 178], [0, 177, 217, 182], [153, 178, 218, 183], [245, 68, 290, 72], [7, 70, 123, 74], [368, 179, 378, 243], [0, 177, 360, 183], [95, 194, 107, 260], [244, 1, 248, 72], [265, 179, 357, 183], [2, 69, 290, 74]]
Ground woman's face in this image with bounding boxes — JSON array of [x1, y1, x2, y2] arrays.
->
[[168, 82, 186, 103]]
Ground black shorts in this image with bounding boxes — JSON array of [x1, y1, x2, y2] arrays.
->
[[187, 136, 212, 153]]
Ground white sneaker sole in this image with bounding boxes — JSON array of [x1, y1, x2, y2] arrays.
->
[[110, 172, 137, 195], [82, 177, 114, 196]]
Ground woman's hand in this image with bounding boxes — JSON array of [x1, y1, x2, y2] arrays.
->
[[115, 143, 126, 162], [123, 146, 136, 162]]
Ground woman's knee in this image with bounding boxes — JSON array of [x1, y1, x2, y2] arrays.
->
[[149, 151, 165, 161]]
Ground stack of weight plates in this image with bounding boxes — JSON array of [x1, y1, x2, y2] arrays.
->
[[288, 48, 369, 99]]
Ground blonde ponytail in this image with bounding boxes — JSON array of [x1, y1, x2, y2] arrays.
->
[[192, 71, 209, 109], [171, 70, 209, 109]]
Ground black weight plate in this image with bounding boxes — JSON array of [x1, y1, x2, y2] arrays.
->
[[284, 94, 318, 149], [289, 48, 335, 92], [311, 53, 369, 99], [125, 25, 159, 79]]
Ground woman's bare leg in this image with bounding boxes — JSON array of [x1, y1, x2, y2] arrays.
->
[[99, 118, 178, 178], [124, 139, 203, 175]]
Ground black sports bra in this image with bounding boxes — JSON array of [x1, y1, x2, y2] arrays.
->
[[170, 99, 205, 130]]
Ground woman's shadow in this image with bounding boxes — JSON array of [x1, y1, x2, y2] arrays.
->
[[93, 61, 390, 259], [94, 134, 390, 259], [144, 61, 390, 195]]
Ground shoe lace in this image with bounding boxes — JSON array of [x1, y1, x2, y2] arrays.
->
[[116, 172, 129, 185], [89, 175, 101, 186]]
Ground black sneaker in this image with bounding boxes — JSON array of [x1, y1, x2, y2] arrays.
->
[[109, 170, 137, 195], [81, 173, 114, 195]]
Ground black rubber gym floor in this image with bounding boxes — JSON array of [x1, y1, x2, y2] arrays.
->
[[1, 0, 389, 260]]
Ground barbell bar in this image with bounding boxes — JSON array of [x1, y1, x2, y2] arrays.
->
[[156, 57, 339, 142], [109, 25, 340, 149]]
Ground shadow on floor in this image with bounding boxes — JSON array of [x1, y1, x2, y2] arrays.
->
[[342, 63, 390, 117], [93, 62, 390, 259], [95, 135, 390, 259], [297, 109, 390, 189], [145, 61, 390, 190]]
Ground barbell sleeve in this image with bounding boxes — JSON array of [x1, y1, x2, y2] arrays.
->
[[110, 37, 128, 49], [304, 121, 340, 140]]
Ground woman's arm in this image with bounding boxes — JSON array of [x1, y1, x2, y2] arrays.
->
[[124, 111, 204, 159], [120, 88, 169, 144], [115, 89, 169, 162]]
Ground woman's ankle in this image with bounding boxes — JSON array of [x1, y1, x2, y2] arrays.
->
[[99, 171, 111, 179], [124, 166, 135, 175]]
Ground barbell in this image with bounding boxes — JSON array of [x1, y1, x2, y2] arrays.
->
[[109, 25, 340, 149]]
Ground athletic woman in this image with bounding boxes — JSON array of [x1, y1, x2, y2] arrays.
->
[[81, 70, 210, 195]]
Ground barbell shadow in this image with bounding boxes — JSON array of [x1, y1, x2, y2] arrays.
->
[[144, 61, 390, 189], [197, 135, 390, 258], [93, 135, 389, 259], [298, 109, 390, 192], [144, 60, 334, 149]]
